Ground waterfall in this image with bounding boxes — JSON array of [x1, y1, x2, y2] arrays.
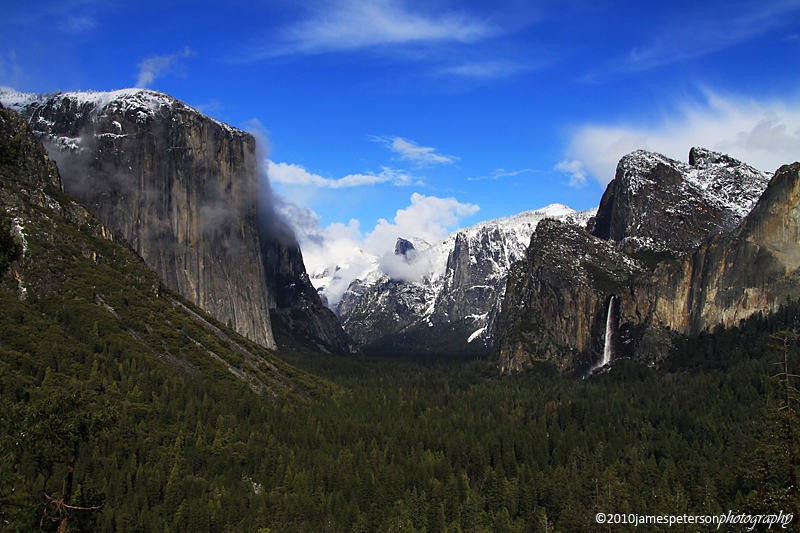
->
[[601, 296, 615, 367]]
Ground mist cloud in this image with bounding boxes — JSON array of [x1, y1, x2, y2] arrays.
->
[[280, 192, 479, 306]]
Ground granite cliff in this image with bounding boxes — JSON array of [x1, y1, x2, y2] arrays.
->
[[495, 148, 793, 374], [493, 219, 641, 373], [1, 89, 357, 354], [0, 101, 324, 401], [590, 147, 771, 255], [622, 162, 800, 339]]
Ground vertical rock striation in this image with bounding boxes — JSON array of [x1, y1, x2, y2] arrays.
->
[[2, 89, 276, 347], [493, 219, 641, 373], [625, 162, 800, 337]]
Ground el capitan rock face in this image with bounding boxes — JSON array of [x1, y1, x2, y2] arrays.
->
[[2, 89, 277, 349], [2, 88, 359, 354]]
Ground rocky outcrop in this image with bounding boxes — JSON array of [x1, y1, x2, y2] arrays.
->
[[263, 233, 360, 354], [394, 237, 417, 257], [493, 219, 642, 373], [0, 103, 61, 191], [590, 148, 771, 255], [495, 148, 798, 374], [341, 274, 435, 349], [622, 162, 800, 338]]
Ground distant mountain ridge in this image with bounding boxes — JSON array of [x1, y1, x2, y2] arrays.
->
[[328, 204, 596, 353], [5, 87, 789, 370]]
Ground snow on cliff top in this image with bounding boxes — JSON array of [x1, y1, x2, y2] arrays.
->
[[618, 148, 772, 221], [313, 203, 597, 309], [0, 88, 240, 135]]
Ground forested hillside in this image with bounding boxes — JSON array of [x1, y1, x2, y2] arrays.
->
[[5, 287, 799, 532], [0, 103, 333, 532], [2, 103, 799, 532]]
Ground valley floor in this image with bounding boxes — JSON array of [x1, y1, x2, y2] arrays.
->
[[3, 297, 800, 532]]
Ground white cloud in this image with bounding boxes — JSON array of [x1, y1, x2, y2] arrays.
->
[[554, 160, 587, 187], [0, 51, 26, 89], [363, 192, 479, 253], [371, 135, 458, 166], [273, 0, 497, 56], [282, 192, 479, 305], [268, 160, 422, 188], [135, 46, 194, 88], [59, 15, 98, 34], [564, 89, 800, 185]]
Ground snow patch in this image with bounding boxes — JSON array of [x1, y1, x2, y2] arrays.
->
[[11, 217, 27, 256], [467, 327, 487, 343]]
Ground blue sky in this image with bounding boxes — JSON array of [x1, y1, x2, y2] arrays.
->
[[3, 0, 800, 276]]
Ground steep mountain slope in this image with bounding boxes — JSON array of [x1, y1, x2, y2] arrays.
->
[[495, 148, 793, 374], [2, 89, 276, 348], [262, 235, 361, 354], [338, 205, 596, 353], [0, 102, 336, 531], [622, 161, 800, 338], [1, 88, 358, 354], [0, 101, 327, 401], [590, 147, 771, 255], [493, 219, 642, 373]]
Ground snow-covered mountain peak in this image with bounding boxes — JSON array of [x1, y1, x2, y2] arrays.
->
[[616, 147, 771, 214], [684, 147, 772, 220], [595, 147, 773, 254], [329, 204, 596, 350], [0, 88, 241, 142]]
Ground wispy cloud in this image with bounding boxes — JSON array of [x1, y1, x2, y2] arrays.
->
[[59, 15, 98, 35], [562, 88, 800, 185], [0, 51, 26, 89], [194, 99, 222, 115], [254, 0, 497, 58], [468, 168, 536, 181], [439, 59, 531, 79], [135, 46, 194, 88], [371, 135, 458, 166], [268, 160, 422, 188], [587, 1, 800, 78]]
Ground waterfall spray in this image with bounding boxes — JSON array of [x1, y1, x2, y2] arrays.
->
[[587, 296, 617, 376], [601, 296, 615, 367]]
